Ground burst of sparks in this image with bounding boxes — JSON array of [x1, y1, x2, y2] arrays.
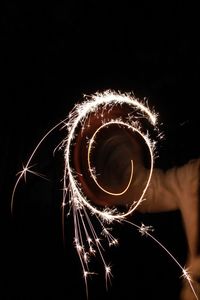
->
[[11, 90, 199, 299], [16, 164, 48, 182], [181, 267, 192, 282], [61, 90, 158, 295], [63, 90, 157, 219], [139, 223, 154, 236], [180, 268, 199, 299], [105, 264, 113, 289]]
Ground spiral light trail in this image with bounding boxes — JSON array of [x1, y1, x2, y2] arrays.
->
[[11, 90, 198, 299]]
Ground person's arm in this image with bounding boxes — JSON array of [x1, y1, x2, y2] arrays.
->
[[138, 159, 200, 299]]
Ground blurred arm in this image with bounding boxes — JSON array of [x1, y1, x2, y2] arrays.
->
[[138, 159, 200, 299]]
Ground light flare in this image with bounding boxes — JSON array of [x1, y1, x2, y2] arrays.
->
[[11, 90, 199, 299]]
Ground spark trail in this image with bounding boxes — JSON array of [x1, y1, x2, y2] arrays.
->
[[11, 90, 199, 299]]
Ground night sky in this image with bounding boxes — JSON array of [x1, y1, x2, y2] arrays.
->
[[1, 2, 200, 299]]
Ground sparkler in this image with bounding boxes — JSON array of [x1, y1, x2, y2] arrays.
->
[[11, 90, 199, 299]]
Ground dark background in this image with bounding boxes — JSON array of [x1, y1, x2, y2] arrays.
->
[[1, 1, 200, 299]]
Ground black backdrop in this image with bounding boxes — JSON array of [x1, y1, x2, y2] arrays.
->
[[1, 1, 200, 299]]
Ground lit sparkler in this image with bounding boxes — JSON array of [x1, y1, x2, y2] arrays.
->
[[11, 90, 199, 299]]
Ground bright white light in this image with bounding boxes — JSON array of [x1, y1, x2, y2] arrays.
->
[[11, 90, 199, 299]]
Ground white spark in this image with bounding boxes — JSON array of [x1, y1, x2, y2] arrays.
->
[[181, 267, 192, 282], [62, 90, 158, 294], [11, 90, 198, 300], [139, 223, 154, 236], [105, 264, 113, 290]]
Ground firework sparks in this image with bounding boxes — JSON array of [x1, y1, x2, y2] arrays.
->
[[11, 90, 199, 299], [60, 90, 158, 295], [139, 223, 154, 236]]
